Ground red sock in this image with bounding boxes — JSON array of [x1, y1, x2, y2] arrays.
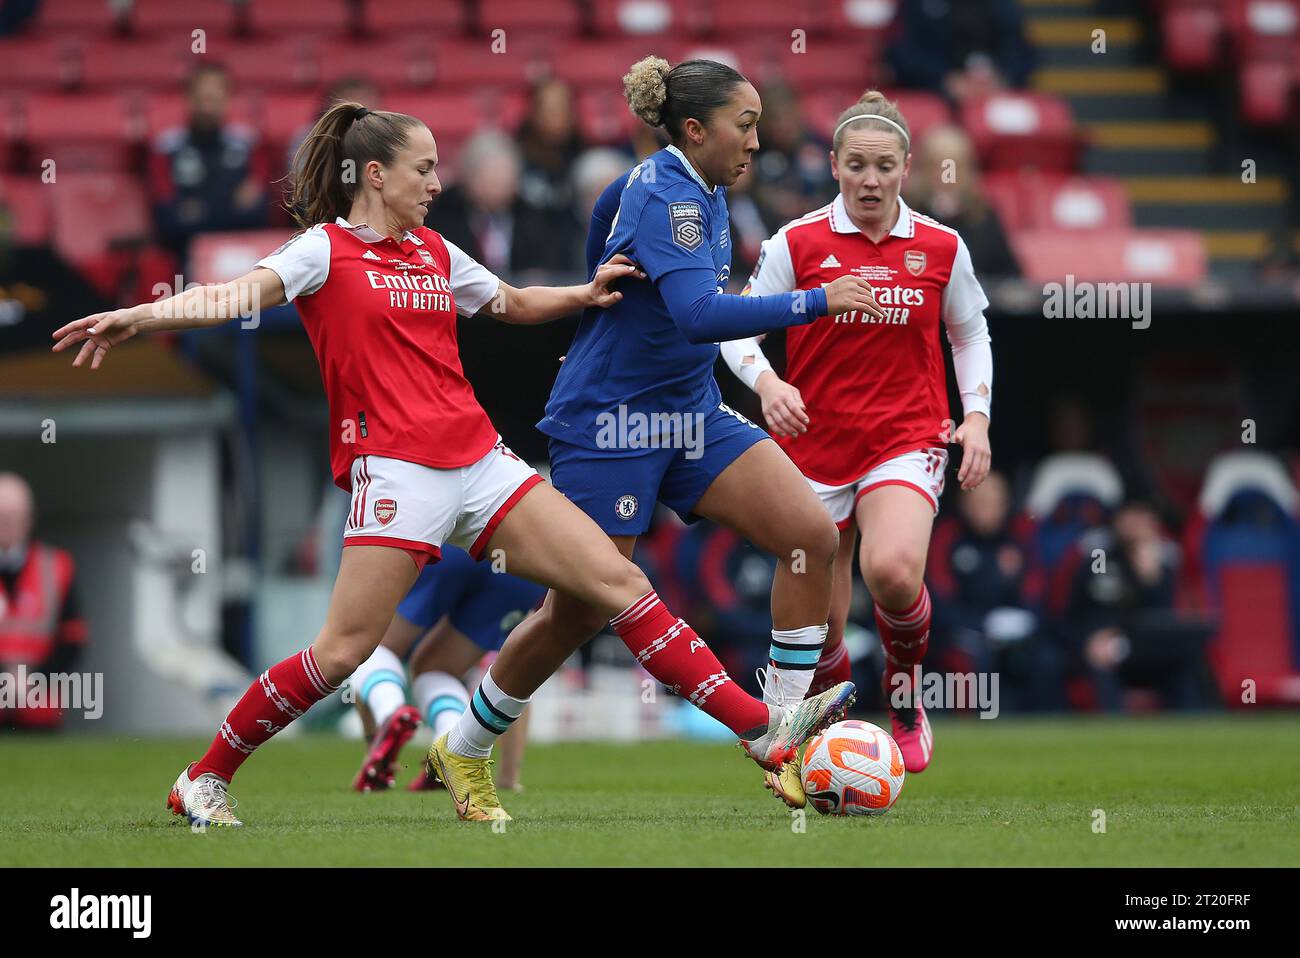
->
[[192, 648, 337, 782], [611, 592, 769, 737], [874, 585, 931, 704], [808, 638, 852, 697]]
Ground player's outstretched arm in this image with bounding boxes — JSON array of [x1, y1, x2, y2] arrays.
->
[[719, 338, 808, 437], [51, 267, 287, 369], [486, 256, 646, 325]]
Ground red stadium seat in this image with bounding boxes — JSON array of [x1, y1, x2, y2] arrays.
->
[[316, 39, 437, 90], [381, 91, 498, 142], [961, 92, 1081, 172], [32, 0, 122, 35], [428, 39, 549, 91], [1239, 59, 1293, 125], [824, 0, 900, 38], [79, 38, 191, 90], [130, 0, 239, 36], [0, 175, 53, 245], [981, 172, 1028, 231], [1023, 174, 1133, 231], [1228, 0, 1299, 59], [1162, 1, 1224, 73], [247, 0, 353, 36], [190, 230, 296, 285], [476, 0, 582, 36], [1010, 229, 1208, 286], [590, 0, 708, 36], [48, 172, 151, 263], [550, 39, 682, 91], [0, 37, 81, 91], [360, 0, 468, 36], [19, 93, 139, 173], [884, 90, 953, 146], [709, 0, 823, 37], [774, 39, 880, 94], [575, 88, 640, 145], [258, 92, 327, 162]]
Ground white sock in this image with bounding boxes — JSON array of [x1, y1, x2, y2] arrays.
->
[[446, 666, 528, 758], [765, 624, 828, 707], [413, 671, 469, 739], [351, 645, 408, 728]]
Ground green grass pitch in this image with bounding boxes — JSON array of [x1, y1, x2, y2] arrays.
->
[[2, 715, 1296, 867]]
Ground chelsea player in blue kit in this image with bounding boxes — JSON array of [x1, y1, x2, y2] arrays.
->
[[497, 56, 885, 806]]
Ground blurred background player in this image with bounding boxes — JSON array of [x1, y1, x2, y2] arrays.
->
[[348, 545, 544, 792], [722, 90, 994, 800], [0, 472, 87, 731]]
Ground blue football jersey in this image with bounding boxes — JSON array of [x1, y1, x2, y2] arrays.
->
[[539, 146, 733, 449]]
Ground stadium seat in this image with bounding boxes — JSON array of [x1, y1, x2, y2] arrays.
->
[[428, 39, 549, 91], [129, 0, 239, 36], [79, 38, 191, 90], [589, 0, 708, 37], [981, 171, 1028, 231], [0, 174, 53, 245], [144, 92, 257, 139], [1023, 174, 1133, 231], [189, 230, 296, 285], [31, 0, 123, 35], [1010, 229, 1208, 286], [258, 92, 327, 163], [316, 39, 437, 90], [1239, 59, 1293, 125], [476, 0, 582, 36], [1183, 451, 1300, 705], [550, 39, 682, 90], [1161, 0, 1224, 73], [381, 91, 501, 144], [576, 88, 640, 145], [1228, 0, 1299, 59], [824, 0, 900, 37], [214, 39, 322, 90], [247, 0, 353, 36], [885, 90, 954, 146], [775, 39, 880, 95], [709, 0, 823, 37], [360, 0, 468, 35], [961, 91, 1081, 173], [19, 93, 138, 173], [0, 37, 81, 91], [48, 172, 151, 264]]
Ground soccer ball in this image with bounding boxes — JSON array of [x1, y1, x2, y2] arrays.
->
[[801, 720, 906, 816]]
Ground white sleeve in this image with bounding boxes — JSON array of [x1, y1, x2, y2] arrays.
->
[[445, 239, 503, 317], [719, 230, 793, 391], [255, 227, 330, 302], [720, 337, 774, 392], [942, 235, 993, 421]]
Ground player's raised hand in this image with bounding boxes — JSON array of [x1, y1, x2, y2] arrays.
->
[[755, 370, 809, 437], [51, 307, 141, 370], [589, 254, 647, 308], [823, 275, 885, 321], [953, 413, 991, 490]]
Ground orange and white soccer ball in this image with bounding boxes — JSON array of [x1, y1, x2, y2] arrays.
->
[[801, 720, 906, 816]]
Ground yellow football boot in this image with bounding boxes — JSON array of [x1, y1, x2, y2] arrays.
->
[[425, 733, 511, 822]]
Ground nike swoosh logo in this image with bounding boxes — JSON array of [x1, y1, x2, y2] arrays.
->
[[435, 753, 471, 818]]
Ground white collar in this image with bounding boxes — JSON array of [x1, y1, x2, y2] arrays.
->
[[334, 216, 424, 246], [829, 193, 914, 239], [665, 145, 715, 195]]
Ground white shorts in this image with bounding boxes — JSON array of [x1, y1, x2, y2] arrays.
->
[[808, 447, 948, 529], [342, 439, 543, 565]]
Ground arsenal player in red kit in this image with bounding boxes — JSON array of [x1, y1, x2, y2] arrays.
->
[[723, 91, 994, 798], [53, 102, 855, 825]]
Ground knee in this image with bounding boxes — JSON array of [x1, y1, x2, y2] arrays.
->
[[785, 512, 839, 573], [313, 630, 379, 685], [861, 549, 926, 609], [586, 556, 652, 622]]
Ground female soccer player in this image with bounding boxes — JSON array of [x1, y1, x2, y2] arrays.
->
[[349, 545, 543, 793], [53, 102, 850, 825], [721, 90, 995, 803], [460, 57, 882, 801]]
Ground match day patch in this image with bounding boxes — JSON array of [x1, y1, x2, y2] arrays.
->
[[669, 202, 704, 251], [374, 499, 397, 525]]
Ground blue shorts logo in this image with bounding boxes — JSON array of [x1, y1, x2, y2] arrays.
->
[[615, 494, 639, 520]]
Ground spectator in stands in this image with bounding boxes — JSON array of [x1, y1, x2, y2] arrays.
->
[[928, 471, 1062, 711], [572, 147, 632, 266], [149, 63, 269, 261], [1062, 500, 1207, 711], [905, 125, 1020, 278], [0, 473, 88, 731], [517, 78, 586, 223], [428, 130, 571, 278], [887, 0, 1035, 104], [748, 83, 834, 231]]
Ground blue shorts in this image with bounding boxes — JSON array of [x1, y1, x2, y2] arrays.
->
[[548, 402, 769, 536], [395, 546, 545, 653]]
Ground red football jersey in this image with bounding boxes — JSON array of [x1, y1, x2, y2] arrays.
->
[[258, 219, 502, 489], [745, 196, 989, 486]]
